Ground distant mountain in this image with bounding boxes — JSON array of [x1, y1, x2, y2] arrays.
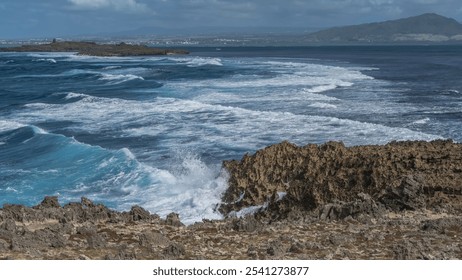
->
[[305, 13, 462, 44]]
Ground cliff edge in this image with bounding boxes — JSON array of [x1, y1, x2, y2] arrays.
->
[[221, 140, 462, 219]]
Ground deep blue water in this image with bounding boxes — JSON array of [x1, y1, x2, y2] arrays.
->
[[1, 46, 461, 223]]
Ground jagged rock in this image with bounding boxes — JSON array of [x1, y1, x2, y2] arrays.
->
[[129, 206, 152, 222], [165, 213, 184, 227], [10, 228, 66, 251], [247, 245, 258, 258], [391, 240, 431, 260], [421, 217, 462, 234], [232, 216, 262, 232], [266, 240, 285, 257], [288, 241, 304, 254], [76, 225, 106, 249], [379, 175, 427, 211], [0, 219, 16, 232], [86, 234, 107, 249], [79, 255, 91, 260], [319, 193, 384, 221], [139, 231, 170, 247], [34, 196, 60, 209], [2, 204, 35, 222], [111, 246, 137, 260], [81, 197, 95, 208], [163, 243, 185, 258], [0, 239, 9, 251], [221, 140, 462, 218]]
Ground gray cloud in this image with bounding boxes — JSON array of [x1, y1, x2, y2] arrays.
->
[[68, 0, 153, 14], [1, 0, 462, 39]]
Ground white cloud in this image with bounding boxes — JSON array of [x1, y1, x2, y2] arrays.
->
[[68, 0, 150, 13]]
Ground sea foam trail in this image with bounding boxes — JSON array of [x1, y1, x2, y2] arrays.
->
[[17, 94, 441, 154], [170, 57, 223, 67]]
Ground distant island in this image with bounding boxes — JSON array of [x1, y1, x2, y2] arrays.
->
[[305, 13, 462, 44], [0, 40, 189, 56]]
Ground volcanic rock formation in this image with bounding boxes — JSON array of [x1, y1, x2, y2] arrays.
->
[[220, 140, 462, 220]]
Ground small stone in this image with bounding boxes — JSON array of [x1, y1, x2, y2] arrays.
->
[[266, 240, 285, 257], [0, 219, 16, 232], [163, 243, 185, 258]]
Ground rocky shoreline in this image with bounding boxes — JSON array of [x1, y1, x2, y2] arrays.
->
[[1, 140, 461, 260], [0, 41, 189, 56]]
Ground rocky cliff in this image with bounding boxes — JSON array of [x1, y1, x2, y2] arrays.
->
[[221, 140, 462, 220], [1, 140, 462, 260]]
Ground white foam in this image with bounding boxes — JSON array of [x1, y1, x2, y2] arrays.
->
[[120, 147, 136, 160], [168, 59, 372, 96], [413, 117, 430, 125], [309, 102, 338, 109], [27, 53, 74, 58], [0, 120, 26, 132], [35, 58, 57, 63], [99, 73, 144, 84], [307, 84, 339, 93], [170, 57, 223, 67], [62, 92, 89, 100], [103, 65, 122, 70], [112, 153, 229, 225], [446, 89, 460, 94], [17, 94, 441, 151]]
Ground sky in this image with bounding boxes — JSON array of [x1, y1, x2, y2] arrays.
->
[[1, 0, 462, 39]]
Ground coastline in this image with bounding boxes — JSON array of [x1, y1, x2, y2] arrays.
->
[[0, 41, 189, 56], [1, 139, 461, 260]]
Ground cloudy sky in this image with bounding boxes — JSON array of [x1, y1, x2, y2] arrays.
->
[[1, 0, 462, 39]]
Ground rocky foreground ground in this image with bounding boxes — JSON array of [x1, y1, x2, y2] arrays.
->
[[1, 140, 461, 260]]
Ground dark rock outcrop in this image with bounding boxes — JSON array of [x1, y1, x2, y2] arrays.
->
[[221, 140, 462, 220], [1, 41, 189, 57]]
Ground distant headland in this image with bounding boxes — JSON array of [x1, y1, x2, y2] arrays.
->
[[304, 13, 462, 44], [0, 40, 189, 56]]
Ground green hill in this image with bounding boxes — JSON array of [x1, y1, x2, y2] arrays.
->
[[305, 13, 462, 44]]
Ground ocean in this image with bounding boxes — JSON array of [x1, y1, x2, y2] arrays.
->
[[1, 45, 461, 224]]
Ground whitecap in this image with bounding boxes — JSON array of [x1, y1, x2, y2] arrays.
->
[[103, 65, 122, 70], [35, 58, 57, 64], [99, 73, 144, 84], [27, 53, 73, 58], [170, 57, 223, 67], [63, 92, 91, 100], [0, 120, 26, 132], [412, 117, 430, 125], [113, 152, 230, 225], [309, 102, 338, 109], [307, 84, 339, 93]]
